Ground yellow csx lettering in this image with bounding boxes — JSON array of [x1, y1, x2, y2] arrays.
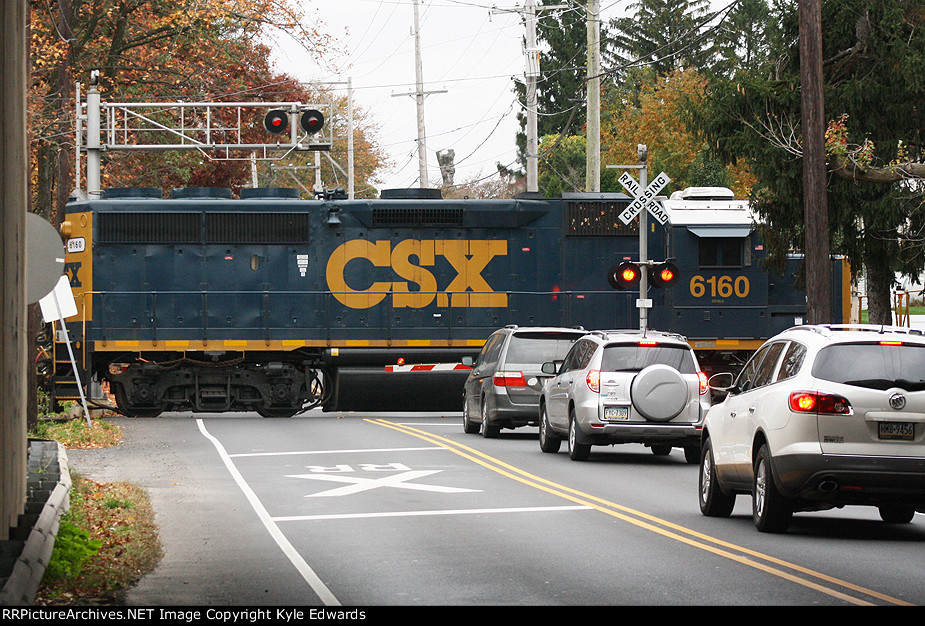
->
[[325, 239, 508, 309]]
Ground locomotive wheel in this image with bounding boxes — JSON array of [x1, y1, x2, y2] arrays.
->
[[113, 382, 163, 418], [255, 406, 299, 418]]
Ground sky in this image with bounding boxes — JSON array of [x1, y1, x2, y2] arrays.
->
[[269, 0, 608, 191], [269, 0, 726, 193]]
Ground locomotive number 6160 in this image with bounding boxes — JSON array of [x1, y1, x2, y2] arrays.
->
[[689, 275, 750, 299]]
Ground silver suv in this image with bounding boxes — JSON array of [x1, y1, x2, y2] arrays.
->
[[538, 330, 710, 462], [463, 326, 587, 437], [700, 324, 925, 533]]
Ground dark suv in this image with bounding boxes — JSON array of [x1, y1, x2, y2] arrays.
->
[[463, 326, 587, 437]]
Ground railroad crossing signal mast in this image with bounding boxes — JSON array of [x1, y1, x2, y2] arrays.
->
[[607, 145, 677, 331], [75, 71, 332, 199]]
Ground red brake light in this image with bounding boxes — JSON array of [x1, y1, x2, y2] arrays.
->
[[493, 371, 527, 387], [789, 391, 851, 415], [880, 340, 903, 345], [698, 371, 708, 395], [586, 370, 600, 393], [638, 340, 658, 346]]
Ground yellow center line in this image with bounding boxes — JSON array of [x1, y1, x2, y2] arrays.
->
[[368, 418, 913, 607]]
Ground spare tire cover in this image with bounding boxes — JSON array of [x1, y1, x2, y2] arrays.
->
[[630, 364, 689, 422]]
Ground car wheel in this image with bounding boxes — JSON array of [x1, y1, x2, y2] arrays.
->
[[683, 444, 700, 465], [879, 504, 916, 524], [650, 445, 672, 456], [539, 403, 561, 453], [568, 410, 591, 461], [752, 444, 792, 533], [462, 397, 479, 434], [481, 397, 501, 438], [699, 438, 735, 517]]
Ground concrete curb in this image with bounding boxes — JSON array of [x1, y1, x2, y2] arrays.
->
[[0, 440, 71, 606]]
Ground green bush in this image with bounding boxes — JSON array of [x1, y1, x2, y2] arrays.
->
[[43, 516, 103, 581]]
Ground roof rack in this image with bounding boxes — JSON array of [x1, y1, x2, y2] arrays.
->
[[597, 328, 689, 342], [791, 324, 924, 337]]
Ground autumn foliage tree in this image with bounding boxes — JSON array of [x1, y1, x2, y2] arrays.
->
[[29, 0, 389, 224]]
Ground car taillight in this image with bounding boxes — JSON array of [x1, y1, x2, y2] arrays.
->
[[698, 371, 708, 395], [789, 391, 851, 415], [493, 371, 527, 387], [586, 370, 600, 393]]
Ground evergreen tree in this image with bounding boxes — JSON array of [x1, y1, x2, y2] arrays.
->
[[695, 0, 925, 323]]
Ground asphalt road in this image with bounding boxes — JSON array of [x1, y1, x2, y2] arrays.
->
[[66, 411, 925, 607]]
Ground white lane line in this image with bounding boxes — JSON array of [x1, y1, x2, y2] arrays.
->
[[230, 446, 443, 458], [273, 505, 593, 522], [197, 419, 340, 606]]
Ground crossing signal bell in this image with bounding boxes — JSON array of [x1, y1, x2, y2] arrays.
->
[[264, 110, 289, 134], [300, 109, 324, 134], [607, 261, 679, 290]]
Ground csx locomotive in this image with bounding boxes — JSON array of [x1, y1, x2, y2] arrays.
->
[[49, 185, 850, 417]]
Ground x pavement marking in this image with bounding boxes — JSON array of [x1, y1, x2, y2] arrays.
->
[[287, 470, 480, 497]]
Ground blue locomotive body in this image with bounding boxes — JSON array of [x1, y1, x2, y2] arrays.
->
[[53, 186, 847, 416]]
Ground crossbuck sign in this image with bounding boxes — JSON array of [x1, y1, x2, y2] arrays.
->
[[618, 171, 671, 225]]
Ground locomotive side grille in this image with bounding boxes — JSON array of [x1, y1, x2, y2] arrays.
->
[[204, 213, 312, 243], [371, 207, 464, 227], [566, 201, 638, 236], [97, 212, 201, 243]]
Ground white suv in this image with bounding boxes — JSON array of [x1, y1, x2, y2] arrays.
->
[[700, 324, 925, 533], [538, 330, 710, 462]]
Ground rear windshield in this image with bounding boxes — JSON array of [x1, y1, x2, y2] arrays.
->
[[812, 342, 925, 391], [506, 332, 584, 364], [601, 343, 696, 374]]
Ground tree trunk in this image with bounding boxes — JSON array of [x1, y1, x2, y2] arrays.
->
[[865, 243, 894, 325]]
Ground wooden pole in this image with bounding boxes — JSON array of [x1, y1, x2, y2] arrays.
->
[[799, 0, 832, 323]]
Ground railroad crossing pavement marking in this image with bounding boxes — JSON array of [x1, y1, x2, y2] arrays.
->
[[287, 469, 480, 497]]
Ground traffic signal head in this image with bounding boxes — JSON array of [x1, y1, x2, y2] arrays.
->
[[300, 109, 325, 134], [608, 261, 642, 290], [264, 110, 289, 134], [649, 261, 679, 288]]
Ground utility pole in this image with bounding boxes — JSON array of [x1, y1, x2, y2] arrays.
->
[[413, 0, 428, 187], [798, 0, 831, 323], [525, 0, 540, 193], [586, 0, 601, 192], [393, 0, 445, 188], [494, 1, 566, 193]]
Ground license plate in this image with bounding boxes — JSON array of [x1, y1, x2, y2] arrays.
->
[[879, 422, 914, 440], [604, 406, 629, 420]]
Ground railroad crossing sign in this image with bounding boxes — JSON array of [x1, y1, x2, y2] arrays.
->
[[618, 171, 671, 225]]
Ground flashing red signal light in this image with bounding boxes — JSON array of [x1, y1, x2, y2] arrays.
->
[[608, 261, 641, 290], [263, 110, 289, 134], [300, 109, 325, 134], [649, 261, 680, 288]]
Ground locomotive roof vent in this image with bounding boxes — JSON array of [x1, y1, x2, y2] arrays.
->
[[669, 187, 735, 201], [380, 188, 443, 200], [171, 187, 234, 200], [100, 187, 162, 199], [239, 187, 301, 200]]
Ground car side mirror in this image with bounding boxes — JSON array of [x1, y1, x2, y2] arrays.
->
[[461, 356, 474, 367], [542, 361, 558, 375], [708, 372, 736, 400]]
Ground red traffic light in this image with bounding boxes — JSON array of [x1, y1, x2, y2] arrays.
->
[[264, 110, 289, 134], [608, 261, 641, 289], [300, 109, 325, 134], [649, 261, 680, 288]]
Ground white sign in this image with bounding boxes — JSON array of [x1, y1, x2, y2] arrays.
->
[[619, 171, 671, 225], [39, 275, 78, 322]]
